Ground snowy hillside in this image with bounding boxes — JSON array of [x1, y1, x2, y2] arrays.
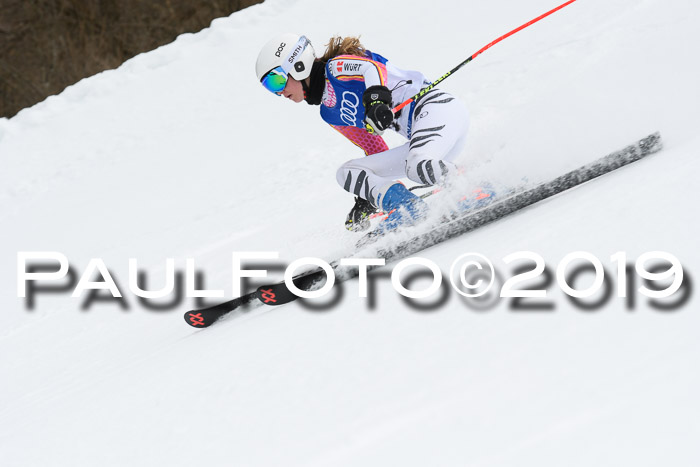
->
[[2, 0, 699, 465]]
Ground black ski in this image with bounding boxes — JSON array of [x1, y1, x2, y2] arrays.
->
[[374, 132, 663, 261], [184, 293, 257, 328], [184, 267, 327, 327], [184, 132, 662, 328]]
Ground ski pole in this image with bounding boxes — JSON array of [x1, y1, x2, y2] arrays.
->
[[392, 0, 578, 114]]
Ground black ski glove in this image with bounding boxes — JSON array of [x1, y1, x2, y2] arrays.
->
[[363, 85, 394, 135]]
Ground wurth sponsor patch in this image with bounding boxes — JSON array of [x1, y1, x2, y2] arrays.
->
[[331, 59, 365, 76]]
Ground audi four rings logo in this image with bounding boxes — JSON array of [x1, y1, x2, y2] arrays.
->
[[274, 42, 286, 57], [340, 91, 360, 126]]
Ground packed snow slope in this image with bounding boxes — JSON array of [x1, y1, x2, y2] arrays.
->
[[2, 0, 699, 465]]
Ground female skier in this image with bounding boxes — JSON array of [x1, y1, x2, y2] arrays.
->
[[255, 34, 471, 233]]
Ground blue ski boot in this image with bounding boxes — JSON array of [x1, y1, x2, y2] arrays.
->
[[375, 182, 429, 232], [456, 183, 497, 213]]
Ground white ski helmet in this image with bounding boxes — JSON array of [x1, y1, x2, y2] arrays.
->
[[256, 33, 316, 86]]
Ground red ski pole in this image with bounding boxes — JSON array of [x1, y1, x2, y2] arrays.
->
[[392, 0, 578, 114]]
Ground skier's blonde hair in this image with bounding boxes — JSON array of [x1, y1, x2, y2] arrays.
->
[[320, 36, 366, 61]]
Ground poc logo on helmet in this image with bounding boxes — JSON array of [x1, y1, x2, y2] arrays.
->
[[274, 42, 286, 57]]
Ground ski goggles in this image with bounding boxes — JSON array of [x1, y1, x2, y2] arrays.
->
[[260, 35, 310, 96], [260, 66, 288, 95]]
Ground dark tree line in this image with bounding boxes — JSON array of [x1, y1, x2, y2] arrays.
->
[[0, 0, 262, 118]]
